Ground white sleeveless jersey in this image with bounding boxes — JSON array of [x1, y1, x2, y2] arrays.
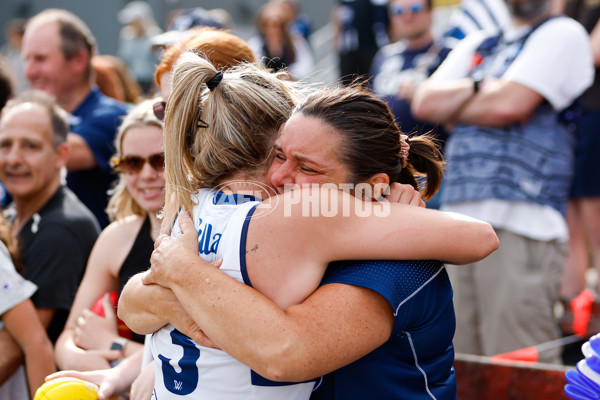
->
[[150, 189, 316, 400]]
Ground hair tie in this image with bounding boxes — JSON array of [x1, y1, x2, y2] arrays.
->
[[206, 71, 223, 91]]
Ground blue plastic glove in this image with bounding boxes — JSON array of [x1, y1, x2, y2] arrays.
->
[[565, 334, 600, 399]]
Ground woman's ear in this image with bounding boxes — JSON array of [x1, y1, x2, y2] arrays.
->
[[365, 173, 390, 200]]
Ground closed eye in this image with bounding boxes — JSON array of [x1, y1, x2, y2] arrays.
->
[[300, 166, 318, 174]]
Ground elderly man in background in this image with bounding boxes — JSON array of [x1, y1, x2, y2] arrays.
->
[[0, 91, 99, 396], [22, 9, 129, 228]]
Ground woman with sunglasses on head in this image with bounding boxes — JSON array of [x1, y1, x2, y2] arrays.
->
[[52, 99, 164, 381], [119, 52, 498, 399]]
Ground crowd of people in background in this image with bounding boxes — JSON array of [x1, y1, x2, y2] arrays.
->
[[0, 0, 597, 398]]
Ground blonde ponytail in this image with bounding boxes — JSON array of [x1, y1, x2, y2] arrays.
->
[[162, 52, 299, 227]]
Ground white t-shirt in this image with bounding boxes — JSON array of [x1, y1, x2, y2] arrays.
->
[[443, 0, 512, 38], [433, 17, 594, 240], [0, 241, 37, 321], [0, 240, 37, 400], [432, 17, 593, 110]]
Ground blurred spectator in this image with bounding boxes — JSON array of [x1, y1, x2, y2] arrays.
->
[[371, 0, 452, 143], [117, 1, 162, 95], [151, 7, 231, 52], [412, 0, 594, 362], [442, 0, 511, 42], [0, 213, 54, 400], [54, 99, 163, 374], [22, 9, 130, 229], [333, 0, 390, 84], [0, 59, 14, 208], [1, 19, 28, 95], [92, 55, 143, 104], [0, 58, 14, 113], [104, 55, 144, 104], [277, 0, 314, 40], [370, 0, 453, 209], [248, 2, 314, 81], [154, 27, 256, 100], [93, 56, 128, 104], [0, 91, 99, 391], [560, 0, 600, 336]]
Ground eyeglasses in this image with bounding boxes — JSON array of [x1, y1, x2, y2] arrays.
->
[[390, 3, 425, 14], [153, 101, 166, 122], [111, 153, 165, 174]]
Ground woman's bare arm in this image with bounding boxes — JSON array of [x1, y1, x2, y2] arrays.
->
[[118, 273, 209, 343], [55, 219, 136, 370], [143, 217, 394, 381], [46, 348, 145, 400], [251, 186, 497, 268], [132, 187, 497, 380], [242, 187, 497, 308], [3, 299, 55, 398]]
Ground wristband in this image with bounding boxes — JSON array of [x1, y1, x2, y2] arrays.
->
[[473, 77, 483, 94], [109, 337, 128, 353]]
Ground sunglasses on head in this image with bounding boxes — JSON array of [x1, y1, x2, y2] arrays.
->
[[112, 153, 165, 174], [152, 100, 210, 129], [391, 3, 425, 14]]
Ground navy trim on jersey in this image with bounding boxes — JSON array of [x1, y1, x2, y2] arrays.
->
[[250, 371, 317, 387], [239, 204, 259, 287], [239, 199, 318, 389], [212, 192, 262, 205], [479, 0, 502, 31], [462, 8, 483, 30]]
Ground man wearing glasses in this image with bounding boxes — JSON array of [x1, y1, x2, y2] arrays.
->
[[370, 0, 452, 208]]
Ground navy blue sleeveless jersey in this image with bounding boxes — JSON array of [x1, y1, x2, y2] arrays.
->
[[311, 260, 457, 400]]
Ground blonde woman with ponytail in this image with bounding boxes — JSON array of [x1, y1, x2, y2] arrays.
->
[[119, 52, 498, 399]]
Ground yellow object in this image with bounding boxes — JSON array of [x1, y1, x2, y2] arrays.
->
[[433, 0, 461, 7], [33, 377, 99, 400]]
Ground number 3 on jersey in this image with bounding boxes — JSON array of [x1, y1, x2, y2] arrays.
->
[[158, 329, 200, 395]]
